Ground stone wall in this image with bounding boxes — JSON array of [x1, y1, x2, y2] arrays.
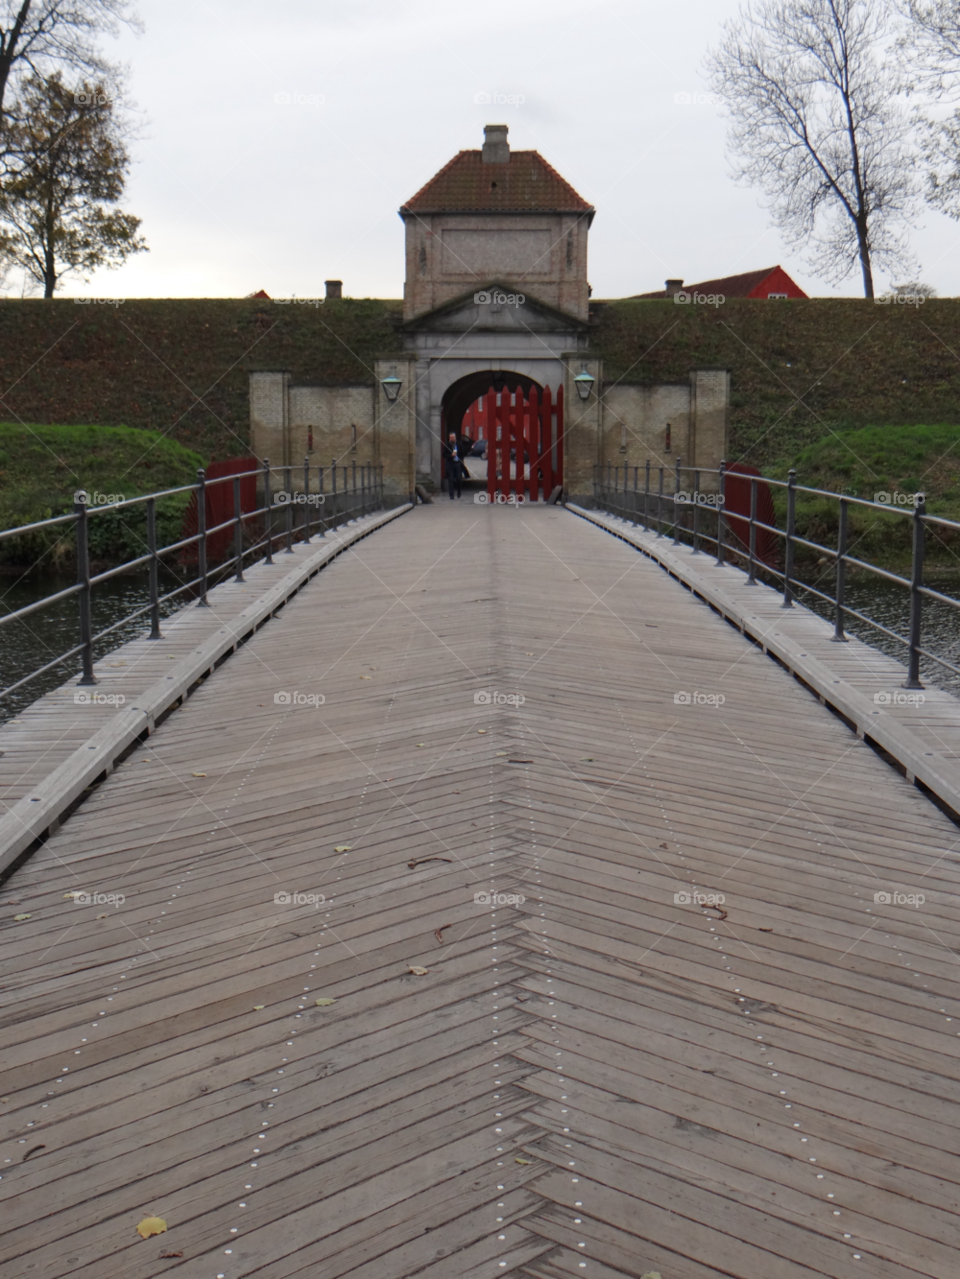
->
[[403, 212, 591, 323]]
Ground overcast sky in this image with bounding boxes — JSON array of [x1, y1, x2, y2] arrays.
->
[[57, 0, 960, 301]]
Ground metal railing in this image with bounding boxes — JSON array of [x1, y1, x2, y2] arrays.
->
[[594, 460, 960, 690], [0, 459, 386, 703]]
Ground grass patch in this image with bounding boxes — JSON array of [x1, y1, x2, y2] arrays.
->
[[0, 423, 203, 569]]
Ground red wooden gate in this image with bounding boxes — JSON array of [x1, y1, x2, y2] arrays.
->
[[485, 384, 563, 503]]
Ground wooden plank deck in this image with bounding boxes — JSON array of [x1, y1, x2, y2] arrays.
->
[[1, 502, 959, 1278]]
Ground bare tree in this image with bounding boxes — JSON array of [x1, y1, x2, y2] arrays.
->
[[0, 1, 141, 141], [899, 2, 960, 217], [706, 0, 919, 298], [0, 72, 146, 295]]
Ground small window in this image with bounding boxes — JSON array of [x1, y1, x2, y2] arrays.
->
[[768, 292, 788, 299]]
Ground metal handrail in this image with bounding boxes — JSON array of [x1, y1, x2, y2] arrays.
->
[[594, 459, 960, 690], [0, 460, 387, 703]]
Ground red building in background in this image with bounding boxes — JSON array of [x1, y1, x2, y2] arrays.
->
[[635, 265, 808, 300]]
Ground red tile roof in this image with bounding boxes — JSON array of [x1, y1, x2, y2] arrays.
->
[[634, 266, 807, 299], [401, 150, 594, 216]]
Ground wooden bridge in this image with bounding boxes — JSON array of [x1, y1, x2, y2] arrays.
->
[[2, 501, 960, 1279]]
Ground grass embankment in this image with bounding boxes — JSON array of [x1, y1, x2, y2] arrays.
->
[[770, 423, 960, 573], [0, 423, 203, 569]]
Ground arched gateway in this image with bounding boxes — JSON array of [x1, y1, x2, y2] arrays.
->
[[249, 124, 730, 502]]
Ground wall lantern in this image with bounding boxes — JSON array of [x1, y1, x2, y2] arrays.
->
[[574, 366, 595, 401], [380, 369, 402, 402]]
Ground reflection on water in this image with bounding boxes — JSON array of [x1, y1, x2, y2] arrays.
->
[[0, 571, 188, 723]]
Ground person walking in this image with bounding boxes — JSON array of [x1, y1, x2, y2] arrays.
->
[[442, 432, 463, 499]]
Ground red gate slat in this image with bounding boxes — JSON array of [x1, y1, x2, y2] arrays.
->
[[486, 384, 497, 503], [555, 384, 564, 488], [540, 385, 553, 497], [528, 386, 540, 503]]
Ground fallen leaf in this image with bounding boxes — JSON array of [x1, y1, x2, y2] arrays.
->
[[759, 926, 773, 932], [409, 965, 428, 976], [13, 913, 31, 921], [508, 759, 533, 764], [416, 743, 425, 747], [137, 1216, 168, 1239], [407, 856, 452, 869], [315, 997, 337, 1007], [641, 1273, 663, 1279], [434, 923, 452, 944], [495, 751, 508, 756], [334, 845, 352, 853], [22, 1144, 45, 1161], [360, 675, 372, 679], [579, 757, 593, 761], [515, 1157, 532, 1164], [252, 1005, 265, 1011], [659, 842, 669, 849], [97, 912, 108, 919], [191, 772, 206, 778], [477, 730, 486, 734], [159, 1250, 183, 1259], [63, 891, 83, 899]]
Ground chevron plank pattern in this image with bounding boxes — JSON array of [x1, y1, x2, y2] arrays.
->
[[1, 503, 959, 1279]]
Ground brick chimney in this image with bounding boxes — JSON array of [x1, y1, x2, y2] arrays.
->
[[665, 279, 684, 298], [325, 279, 342, 300], [482, 124, 509, 164]]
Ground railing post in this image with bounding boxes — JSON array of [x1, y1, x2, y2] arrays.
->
[[656, 466, 664, 537], [233, 475, 244, 582], [146, 496, 162, 639], [716, 461, 727, 567], [905, 494, 926, 688], [644, 460, 650, 531], [197, 469, 209, 606], [832, 496, 848, 641], [303, 455, 311, 542], [74, 492, 96, 684], [284, 466, 294, 552], [332, 460, 338, 531], [318, 465, 326, 537], [673, 456, 682, 546], [633, 465, 639, 526], [692, 468, 701, 554], [263, 458, 274, 564], [781, 467, 796, 605], [352, 460, 357, 520], [747, 476, 757, 585]]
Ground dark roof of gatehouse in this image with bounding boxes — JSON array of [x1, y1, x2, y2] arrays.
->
[[401, 150, 594, 217]]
